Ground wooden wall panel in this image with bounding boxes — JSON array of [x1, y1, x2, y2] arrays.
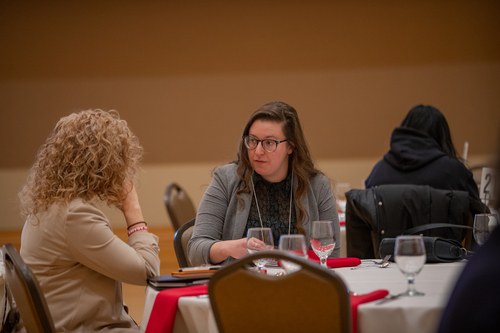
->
[[1, 1, 499, 168]]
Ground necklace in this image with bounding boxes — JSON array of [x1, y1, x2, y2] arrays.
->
[[250, 171, 294, 235]]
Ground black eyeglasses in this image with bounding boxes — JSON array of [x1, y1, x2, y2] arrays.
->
[[243, 135, 288, 152]]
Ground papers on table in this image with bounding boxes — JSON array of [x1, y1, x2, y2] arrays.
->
[[148, 275, 210, 289], [147, 266, 222, 289]]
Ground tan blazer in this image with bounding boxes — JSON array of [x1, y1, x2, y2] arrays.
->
[[20, 199, 160, 332]]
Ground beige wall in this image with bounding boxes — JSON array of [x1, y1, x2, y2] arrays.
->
[[0, 155, 491, 231], [2, 63, 499, 166], [1, 1, 499, 230]]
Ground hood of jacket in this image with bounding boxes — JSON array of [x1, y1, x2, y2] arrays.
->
[[383, 127, 447, 171]]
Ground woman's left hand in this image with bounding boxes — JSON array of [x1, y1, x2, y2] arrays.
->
[[121, 183, 145, 227]]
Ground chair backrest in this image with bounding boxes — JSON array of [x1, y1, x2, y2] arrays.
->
[[164, 182, 196, 230], [173, 218, 195, 268], [2, 243, 56, 333], [209, 251, 351, 333], [345, 184, 472, 258]]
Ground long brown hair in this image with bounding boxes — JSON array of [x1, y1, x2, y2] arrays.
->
[[236, 101, 321, 225]]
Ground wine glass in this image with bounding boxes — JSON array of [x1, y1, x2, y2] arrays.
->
[[246, 227, 274, 272], [473, 213, 499, 246], [394, 235, 426, 296], [310, 220, 336, 268], [278, 234, 308, 273]]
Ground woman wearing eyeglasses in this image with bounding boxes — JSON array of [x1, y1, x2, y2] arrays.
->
[[188, 101, 340, 266]]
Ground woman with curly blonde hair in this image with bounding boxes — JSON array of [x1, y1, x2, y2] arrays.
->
[[19, 109, 160, 332], [188, 101, 339, 266]]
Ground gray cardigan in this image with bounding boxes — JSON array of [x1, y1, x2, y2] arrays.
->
[[188, 163, 340, 266]]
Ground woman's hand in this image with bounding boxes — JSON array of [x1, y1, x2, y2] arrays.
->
[[210, 238, 248, 263], [121, 182, 145, 228], [247, 237, 268, 250]]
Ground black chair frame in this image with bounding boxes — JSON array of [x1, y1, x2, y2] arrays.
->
[[164, 182, 196, 231], [173, 218, 196, 268], [2, 243, 56, 333]]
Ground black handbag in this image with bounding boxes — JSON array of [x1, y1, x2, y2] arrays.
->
[[378, 223, 470, 263]]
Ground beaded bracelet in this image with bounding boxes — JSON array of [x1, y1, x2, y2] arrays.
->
[[127, 225, 148, 236], [127, 221, 147, 230]]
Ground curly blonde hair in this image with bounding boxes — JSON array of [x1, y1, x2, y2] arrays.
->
[[19, 109, 143, 218]]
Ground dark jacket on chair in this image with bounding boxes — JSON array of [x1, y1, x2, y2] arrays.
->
[[365, 127, 482, 210], [345, 184, 475, 259]]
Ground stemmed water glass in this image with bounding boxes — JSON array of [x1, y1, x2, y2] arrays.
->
[[394, 235, 426, 296], [278, 234, 308, 273], [473, 213, 499, 246], [310, 220, 336, 268], [246, 227, 274, 272]]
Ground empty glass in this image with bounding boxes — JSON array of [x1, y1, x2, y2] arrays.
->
[[246, 227, 274, 272], [395, 235, 426, 296], [473, 213, 499, 246], [278, 234, 308, 273]]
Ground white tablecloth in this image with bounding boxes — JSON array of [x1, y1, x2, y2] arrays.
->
[[141, 260, 466, 333], [336, 261, 465, 333]]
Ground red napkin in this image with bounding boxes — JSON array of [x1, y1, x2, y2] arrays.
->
[[145, 284, 208, 333], [145, 282, 387, 333], [350, 289, 389, 333], [307, 250, 361, 268]]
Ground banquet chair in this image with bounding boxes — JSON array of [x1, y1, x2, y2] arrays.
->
[[345, 184, 473, 259], [173, 218, 195, 268], [164, 182, 196, 231], [209, 251, 351, 333], [2, 243, 56, 333]]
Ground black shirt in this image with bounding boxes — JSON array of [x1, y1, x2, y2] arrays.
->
[[244, 172, 298, 246]]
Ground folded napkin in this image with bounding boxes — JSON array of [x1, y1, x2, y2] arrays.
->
[[350, 289, 389, 333], [145, 284, 208, 333], [307, 250, 361, 268]]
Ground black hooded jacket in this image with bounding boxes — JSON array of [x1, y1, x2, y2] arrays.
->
[[365, 127, 480, 203]]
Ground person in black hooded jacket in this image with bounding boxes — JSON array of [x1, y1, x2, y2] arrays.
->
[[365, 104, 481, 206]]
